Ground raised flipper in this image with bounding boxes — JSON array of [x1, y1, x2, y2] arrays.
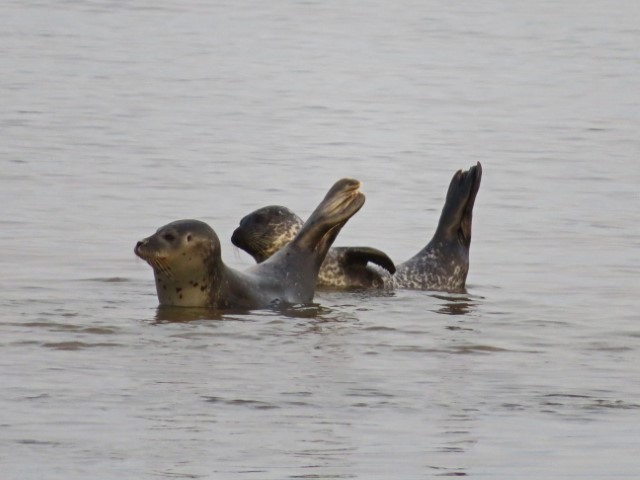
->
[[336, 246, 396, 274], [435, 161, 482, 249], [315, 246, 395, 289], [394, 162, 482, 292]]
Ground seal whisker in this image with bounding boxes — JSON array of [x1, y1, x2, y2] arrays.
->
[[155, 257, 174, 279], [144, 256, 172, 279]]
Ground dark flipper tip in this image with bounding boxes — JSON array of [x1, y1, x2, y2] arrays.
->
[[343, 247, 396, 274]]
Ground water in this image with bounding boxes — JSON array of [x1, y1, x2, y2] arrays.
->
[[2, 1, 639, 478]]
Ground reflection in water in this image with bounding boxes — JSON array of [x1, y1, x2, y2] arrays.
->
[[41, 340, 122, 350], [85, 277, 132, 283], [153, 305, 228, 323], [273, 301, 334, 319], [540, 394, 640, 414], [431, 293, 481, 316], [275, 302, 363, 338], [152, 301, 355, 324]]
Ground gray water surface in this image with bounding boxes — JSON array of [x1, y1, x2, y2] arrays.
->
[[2, 1, 639, 479]]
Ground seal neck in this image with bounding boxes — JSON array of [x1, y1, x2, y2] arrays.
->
[[153, 253, 223, 307]]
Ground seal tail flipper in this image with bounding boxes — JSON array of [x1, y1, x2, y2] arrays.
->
[[434, 162, 482, 248], [292, 178, 365, 267], [459, 161, 482, 248], [341, 247, 396, 274]]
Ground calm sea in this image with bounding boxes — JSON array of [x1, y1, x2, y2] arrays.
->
[[1, 1, 639, 478]]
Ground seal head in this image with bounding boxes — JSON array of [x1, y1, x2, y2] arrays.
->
[[231, 206, 303, 263], [135, 220, 223, 307]]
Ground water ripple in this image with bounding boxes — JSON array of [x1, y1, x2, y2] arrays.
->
[[41, 341, 123, 350]]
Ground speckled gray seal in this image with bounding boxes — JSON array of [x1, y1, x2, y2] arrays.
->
[[134, 178, 365, 309], [231, 162, 482, 292], [392, 162, 482, 291], [232, 207, 396, 289]]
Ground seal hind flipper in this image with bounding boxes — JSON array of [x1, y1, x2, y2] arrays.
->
[[315, 246, 395, 289], [459, 161, 482, 248], [291, 178, 364, 263], [338, 247, 396, 274], [435, 161, 482, 248], [393, 162, 482, 292]]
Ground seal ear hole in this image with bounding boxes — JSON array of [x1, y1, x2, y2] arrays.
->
[[186, 234, 193, 242]]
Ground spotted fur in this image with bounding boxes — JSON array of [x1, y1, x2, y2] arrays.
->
[[231, 206, 303, 263]]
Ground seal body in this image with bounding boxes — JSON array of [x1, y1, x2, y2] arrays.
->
[[232, 163, 482, 292], [232, 208, 396, 289], [135, 178, 365, 309]]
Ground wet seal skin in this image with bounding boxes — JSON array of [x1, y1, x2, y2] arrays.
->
[[135, 178, 365, 309], [232, 162, 482, 292]]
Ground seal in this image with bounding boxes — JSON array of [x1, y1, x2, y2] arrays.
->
[[392, 162, 482, 291], [231, 162, 482, 292], [134, 178, 365, 309], [232, 207, 396, 289]]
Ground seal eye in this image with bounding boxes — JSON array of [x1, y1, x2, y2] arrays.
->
[[163, 233, 176, 242], [186, 234, 193, 242]]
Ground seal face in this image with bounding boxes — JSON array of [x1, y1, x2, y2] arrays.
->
[[231, 162, 482, 292], [231, 206, 303, 263], [135, 178, 365, 309], [232, 210, 396, 289], [135, 220, 221, 307]]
